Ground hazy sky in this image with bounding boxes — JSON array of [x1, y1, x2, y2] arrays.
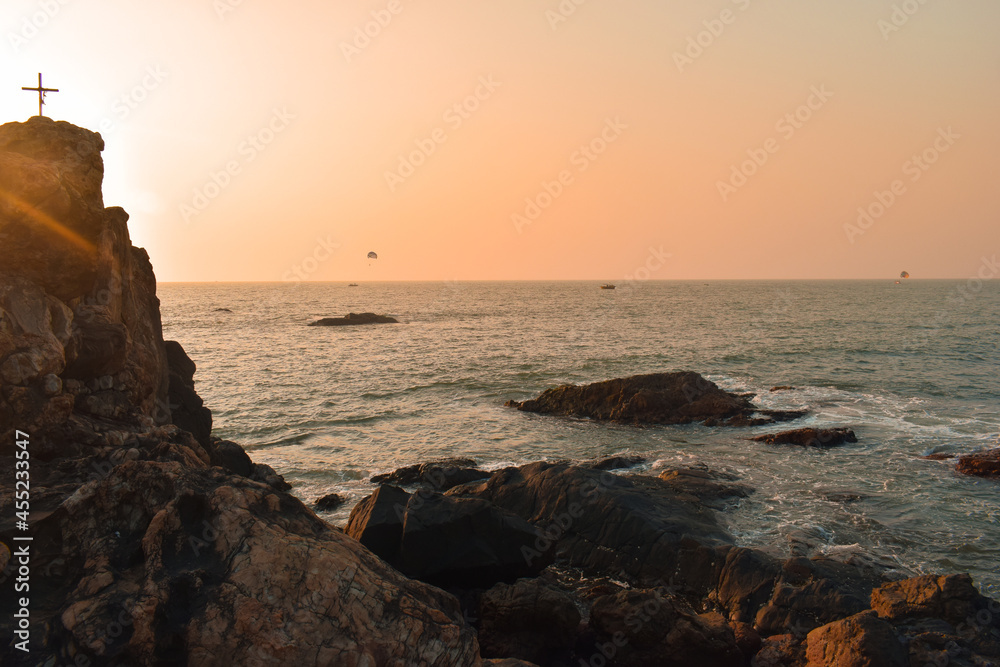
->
[[3, 0, 999, 281]]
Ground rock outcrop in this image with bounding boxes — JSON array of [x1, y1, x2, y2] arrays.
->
[[309, 312, 398, 326], [750, 428, 858, 448], [0, 118, 482, 666], [345, 484, 543, 587], [956, 448, 1000, 478], [370, 457, 490, 490], [506, 372, 806, 426]]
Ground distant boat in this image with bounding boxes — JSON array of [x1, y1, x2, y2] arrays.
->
[[600, 284, 616, 290], [348, 283, 359, 287]]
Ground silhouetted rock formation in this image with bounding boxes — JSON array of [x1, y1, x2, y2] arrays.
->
[[506, 372, 806, 426], [750, 427, 858, 448], [309, 312, 398, 326], [0, 118, 480, 666]]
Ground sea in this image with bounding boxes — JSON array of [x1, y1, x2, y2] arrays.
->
[[159, 280, 1000, 596]]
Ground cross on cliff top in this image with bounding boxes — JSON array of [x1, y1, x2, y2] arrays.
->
[[22, 73, 59, 118]]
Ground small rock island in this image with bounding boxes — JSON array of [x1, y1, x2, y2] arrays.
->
[[309, 312, 398, 326]]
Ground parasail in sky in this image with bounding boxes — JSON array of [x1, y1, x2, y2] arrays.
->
[[367, 251, 378, 260], [900, 271, 910, 279]]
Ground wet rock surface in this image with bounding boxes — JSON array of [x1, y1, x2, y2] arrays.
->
[[506, 371, 806, 426], [750, 428, 858, 448], [956, 448, 1000, 478]]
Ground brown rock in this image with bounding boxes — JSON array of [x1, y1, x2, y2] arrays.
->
[[870, 574, 985, 627], [346, 485, 543, 587], [370, 458, 489, 490], [956, 449, 1000, 478], [751, 428, 857, 448], [506, 371, 806, 426], [752, 634, 806, 667], [477, 578, 581, 664], [589, 589, 744, 667], [805, 611, 906, 667]]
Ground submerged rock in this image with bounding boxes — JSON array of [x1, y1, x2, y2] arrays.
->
[[751, 427, 857, 448], [309, 312, 398, 326], [956, 448, 1000, 478], [506, 371, 806, 426]]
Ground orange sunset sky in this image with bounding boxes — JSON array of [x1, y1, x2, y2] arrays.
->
[[3, 0, 999, 281]]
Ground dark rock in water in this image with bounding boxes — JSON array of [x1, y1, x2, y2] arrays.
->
[[589, 589, 745, 667], [309, 312, 398, 326], [214, 307, 232, 312], [505, 371, 806, 426], [371, 458, 489, 490], [585, 454, 646, 470], [922, 452, 957, 461], [165, 340, 212, 447], [956, 449, 1000, 478], [805, 610, 907, 667], [751, 427, 857, 448], [477, 578, 581, 664], [315, 492, 345, 511], [346, 485, 543, 587], [770, 385, 795, 392]]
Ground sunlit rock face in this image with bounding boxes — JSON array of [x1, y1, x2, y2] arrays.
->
[[0, 117, 169, 446]]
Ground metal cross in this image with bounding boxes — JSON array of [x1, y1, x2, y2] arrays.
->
[[22, 73, 59, 117]]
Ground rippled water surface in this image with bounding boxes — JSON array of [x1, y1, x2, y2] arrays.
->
[[160, 281, 1000, 595]]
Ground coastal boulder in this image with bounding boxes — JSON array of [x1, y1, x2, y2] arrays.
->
[[506, 372, 805, 426], [804, 611, 907, 667], [477, 578, 581, 664], [164, 340, 212, 446], [371, 458, 489, 490], [956, 449, 1000, 478], [346, 485, 544, 587], [588, 589, 744, 667], [751, 428, 857, 448]]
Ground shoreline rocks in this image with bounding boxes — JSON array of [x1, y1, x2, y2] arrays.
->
[[309, 312, 398, 326], [956, 449, 1000, 478], [505, 372, 807, 427], [750, 428, 858, 448]]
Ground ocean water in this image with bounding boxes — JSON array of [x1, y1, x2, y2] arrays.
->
[[159, 280, 1000, 595]]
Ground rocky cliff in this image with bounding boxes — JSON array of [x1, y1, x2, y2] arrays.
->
[[0, 118, 481, 665]]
